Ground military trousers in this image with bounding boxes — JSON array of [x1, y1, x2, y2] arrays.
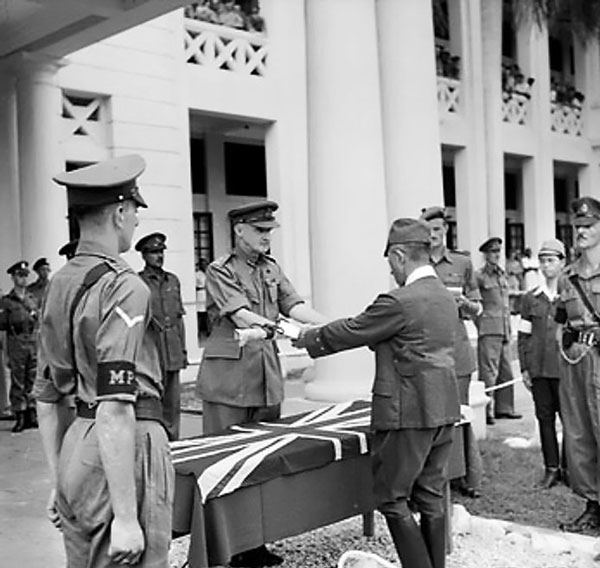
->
[[202, 401, 281, 435], [162, 370, 181, 441], [56, 418, 174, 568], [531, 376, 562, 470], [371, 425, 454, 519], [7, 334, 36, 412], [477, 335, 515, 417], [559, 347, 600, 502]]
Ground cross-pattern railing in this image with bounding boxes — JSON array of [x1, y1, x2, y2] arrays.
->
[[551, 102, 583, 137], [61, 92, 109, 148], [437, 76, 460, 114], [502, 92, 529, 125], [184, 18, 268, 76]]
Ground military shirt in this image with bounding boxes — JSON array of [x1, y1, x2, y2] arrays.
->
[[139, 267, 187, 371], [34, 243, 163, 406], [475, 263, 511, 338], [518, 287, 560, 378], [197, 249, 304, 407], [0, 289, 39, 337], [555, 259, 600, 330], [27, 279, 48, 308], [430, 248, 480, 376]]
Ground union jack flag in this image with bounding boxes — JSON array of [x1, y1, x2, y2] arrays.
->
[[171, 400, 372, 503]]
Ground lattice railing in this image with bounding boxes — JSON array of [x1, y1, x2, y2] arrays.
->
[[551, 102, 583, 137], [437, 76, 460, 114], [61, 92, 109, 148], [502, 92, 529, 125], [184, 18, 268, 76]]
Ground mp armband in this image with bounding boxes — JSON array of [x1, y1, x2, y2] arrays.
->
[[97, 361, 137, 397]]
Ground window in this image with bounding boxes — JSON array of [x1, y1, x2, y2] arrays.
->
[[442, 164, 456, 207], [190, 138, 207, 194], [224, 142, 267, 197], [504, 171, 519, 211], [549, 37, 563, 72], [505, 221, 524, 255], [193, 212, 214, 267], [556, 221, 572, 251], [554, 177, 569, 213], [446, 220, 457, 250]]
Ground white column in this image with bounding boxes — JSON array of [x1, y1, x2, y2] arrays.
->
[[376, 0, 443, 218], [304, 0, 389, 402], [480, 0, 505, 244], [15, 53, 68, 268], [519, 23, 555, 252], [0, 71, 21, 291], [452, 0, 488, 253]]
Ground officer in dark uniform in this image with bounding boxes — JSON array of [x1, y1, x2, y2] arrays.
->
[[295, 218, 460, 568], [27, 257, 51, 306], [196, 200, 327, 568], [421, 206, 484, 499], [35, 155, 174, 567], [136, 232, 187, 441], [58, 239, 79, 260], [555, 196, 600, 532], [0, 261, 40, 432], [475, 237, 521, 424]]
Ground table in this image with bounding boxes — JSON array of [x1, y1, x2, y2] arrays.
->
[[171, 401, 465, 568]]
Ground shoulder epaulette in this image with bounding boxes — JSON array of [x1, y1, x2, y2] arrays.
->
[[211, 253, 235, 268]]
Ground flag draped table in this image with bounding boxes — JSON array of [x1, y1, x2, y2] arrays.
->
[[170, 400, 466, 568]]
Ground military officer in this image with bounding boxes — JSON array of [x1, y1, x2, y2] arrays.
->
[[136, 232, 187, 441], [475, 237, 521, 424], [295, 218, 460, 568], [196, 199, 327, 568], [27, 257, 51, 306], [35, 155, 174, 567], [420, 206, 484, 499], [0, 261, 40, 432], [555, 197, 600, 532]]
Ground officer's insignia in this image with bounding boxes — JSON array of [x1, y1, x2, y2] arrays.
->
[[579, 202, 589, 215]]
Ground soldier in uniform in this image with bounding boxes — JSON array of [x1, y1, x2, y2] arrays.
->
[[196, 200, 327, 568], [295, 218, 460, 568], [27, 257, 51, 306], [555, 197, 600, 532], [0, 261, 40, 432], [35, 155, 174, 567], [136, 232, 187, 441], [420, 206, 484, 498], [475, 237, 522, 425]]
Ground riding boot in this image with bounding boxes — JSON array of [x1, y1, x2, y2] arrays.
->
[[11, 411, 26, 433], [385, 515, 433, 568], [25, 407, 38, 429], [420, 514, 446, 568]]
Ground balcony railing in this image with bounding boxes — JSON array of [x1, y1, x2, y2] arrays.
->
[[184, 18, 268, 76], [551, 102, 583, 137], [437, 76, 460, 114], [502, 92, 529, 126]]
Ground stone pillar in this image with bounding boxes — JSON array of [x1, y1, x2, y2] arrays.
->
[[0, 71, 20, 291], [518, 23, 555, 252], [304, 0, 389, 402], [376, 0, 443, 219], [15, 53, 68, 269]]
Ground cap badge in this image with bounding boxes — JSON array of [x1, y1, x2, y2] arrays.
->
[[580, 202, 589, 215]]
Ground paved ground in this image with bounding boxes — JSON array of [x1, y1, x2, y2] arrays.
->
[[0, 372, 535, 567]]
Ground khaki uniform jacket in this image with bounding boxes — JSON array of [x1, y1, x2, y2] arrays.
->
[[301, 275, 460, 430], [430, 248, 480, 376], [197, 250, 304, 407], [555, 260, 600, 331], [0, 289, 39, 337], [475, 263, 511, 338], [139, 267, 187, 372]]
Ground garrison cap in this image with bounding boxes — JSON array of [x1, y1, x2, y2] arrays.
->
[[7, 261, 29, 276], [32, 257, 50, 271], [384, 218, 431, 256], [228, 200, 280, 229], [135, 232, 167, 253], [571, 196, 600, 227], [538, 239, 566, 258], [420, 206, 450, 222], [58, 240, 79, 259], [479, 237, 502, 253], [53, 154, 147, 209]]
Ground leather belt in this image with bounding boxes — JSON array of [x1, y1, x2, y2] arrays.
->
[[76, 398, 163, 423]]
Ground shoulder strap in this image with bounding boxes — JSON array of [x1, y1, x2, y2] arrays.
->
[[568, 274, 600, 325], [69, 262, 113, 379]]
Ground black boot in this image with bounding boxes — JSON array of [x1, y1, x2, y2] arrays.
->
[[11, 411, 26, 433], [536, 467, 561, 489], [420, 514, 446, 568], [560, 500, 600, 533], [385, 515, 433, 568], [25, 408, 38, 429]]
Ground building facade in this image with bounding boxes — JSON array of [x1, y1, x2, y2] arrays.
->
[[1, 0, 599, 399]]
